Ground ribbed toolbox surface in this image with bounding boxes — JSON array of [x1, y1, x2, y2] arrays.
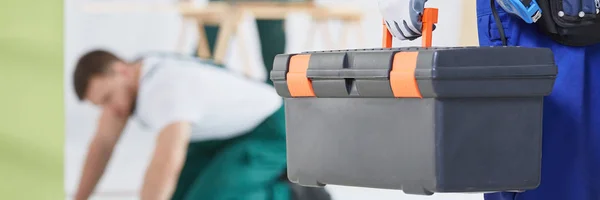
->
[[270, 47, 558, 195]]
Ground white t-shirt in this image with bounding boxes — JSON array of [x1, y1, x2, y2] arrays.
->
[[133, 54, 283, 142]]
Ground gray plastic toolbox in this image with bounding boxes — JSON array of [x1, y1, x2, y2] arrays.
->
[[270, 47, 558, 195]]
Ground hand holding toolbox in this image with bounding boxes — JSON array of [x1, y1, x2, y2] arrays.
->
[[270, 4, 558, 195]]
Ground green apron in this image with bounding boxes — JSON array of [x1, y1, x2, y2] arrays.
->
[[197, 0, 287, 86], [171, 106, 289, 200]]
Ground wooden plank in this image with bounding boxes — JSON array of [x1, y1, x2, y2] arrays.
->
[[213, 12, 244, 64], [459, 0, 479, 46], [196, 20, 212, 59], [83, 1, 362, 22]]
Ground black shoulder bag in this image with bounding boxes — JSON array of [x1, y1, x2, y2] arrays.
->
[[536, 0, 600, 46]]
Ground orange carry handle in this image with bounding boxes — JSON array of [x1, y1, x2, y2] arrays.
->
[[383, 20, 393, 48], [382, 7, 439, 48], [421, 8, 438, 48]]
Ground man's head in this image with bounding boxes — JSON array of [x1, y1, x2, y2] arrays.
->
[[73, 50, 140, 117]]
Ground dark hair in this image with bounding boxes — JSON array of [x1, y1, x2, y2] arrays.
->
[[73, 50, 122, 101]]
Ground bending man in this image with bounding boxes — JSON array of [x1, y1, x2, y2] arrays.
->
[[71, 50, 330, 200]]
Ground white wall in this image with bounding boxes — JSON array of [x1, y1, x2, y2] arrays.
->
[[64, 0, 483, 199]]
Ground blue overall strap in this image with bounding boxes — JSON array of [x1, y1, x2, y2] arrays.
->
[[477, 0, 600, 200], [495, 0, 542, 23]]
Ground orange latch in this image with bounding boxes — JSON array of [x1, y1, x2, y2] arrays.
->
[[390, 52, 422, 98], [287, 54, 316, 97]]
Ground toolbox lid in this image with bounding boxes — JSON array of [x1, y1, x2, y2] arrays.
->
[[270, 47, 557, 98]]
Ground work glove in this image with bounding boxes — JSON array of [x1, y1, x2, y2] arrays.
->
[[378, 0, 435, 41]]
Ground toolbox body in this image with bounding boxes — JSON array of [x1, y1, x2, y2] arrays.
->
[[270, 47, 558, 195]]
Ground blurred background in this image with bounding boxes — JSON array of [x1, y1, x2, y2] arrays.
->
[[64, 0, 480, 199]]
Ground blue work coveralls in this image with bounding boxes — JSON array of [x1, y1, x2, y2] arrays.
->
[[476, 0, 600, 199]]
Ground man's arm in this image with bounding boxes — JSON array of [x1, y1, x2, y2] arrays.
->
[[140, 121, 191, 200], [74, 109, 128, 200]]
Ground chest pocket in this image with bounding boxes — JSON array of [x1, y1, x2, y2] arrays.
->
[[536, 0, 600, 46]]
